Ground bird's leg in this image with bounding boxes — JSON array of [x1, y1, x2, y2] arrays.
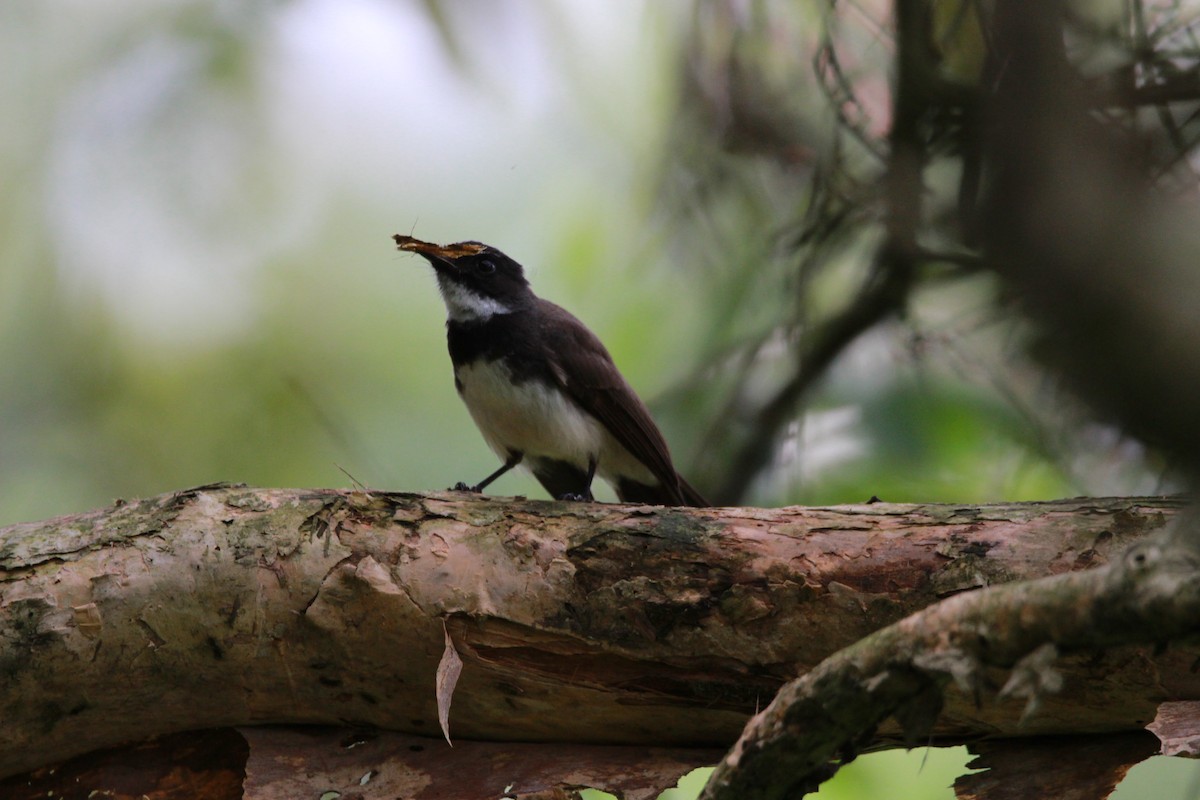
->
[[557, 457, 597, 502], [453, 452, 523, 493]]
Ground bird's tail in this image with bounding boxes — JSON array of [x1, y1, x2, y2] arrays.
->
[[616, 474, 710, 507]]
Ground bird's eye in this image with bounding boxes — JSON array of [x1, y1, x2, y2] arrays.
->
[[478, 260, 497, 275]]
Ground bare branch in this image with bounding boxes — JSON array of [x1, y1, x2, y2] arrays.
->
[[699, 512, 1200, 799]]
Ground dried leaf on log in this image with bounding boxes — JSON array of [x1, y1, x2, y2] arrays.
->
[[438, 619, 464, 746]]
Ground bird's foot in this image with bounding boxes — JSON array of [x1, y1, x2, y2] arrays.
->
[[451, 482, 482, 493], [557, 492, 594, 502]]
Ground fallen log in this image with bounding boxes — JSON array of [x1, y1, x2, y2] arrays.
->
[[0, 486, 1188, 780]]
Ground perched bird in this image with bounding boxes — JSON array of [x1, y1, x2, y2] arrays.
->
[[395, 234, 708, 507]]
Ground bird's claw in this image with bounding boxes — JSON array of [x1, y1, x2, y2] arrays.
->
[[451, 482, 481, 493], [557, 492, 594, 502]]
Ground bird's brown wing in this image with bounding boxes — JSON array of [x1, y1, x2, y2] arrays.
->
[[535, 299, 685, 499]]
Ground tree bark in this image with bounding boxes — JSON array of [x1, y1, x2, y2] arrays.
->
[[0, 486, 1190, 780], [699, 508, 1200, 799]]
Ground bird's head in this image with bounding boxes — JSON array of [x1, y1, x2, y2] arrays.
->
[[394, 235, 533, 323]]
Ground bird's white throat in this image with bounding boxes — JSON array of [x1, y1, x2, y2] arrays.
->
[[437, 276, 513, 322]]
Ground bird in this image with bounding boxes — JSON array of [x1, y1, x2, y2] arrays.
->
[[394, 234, 708, 507]]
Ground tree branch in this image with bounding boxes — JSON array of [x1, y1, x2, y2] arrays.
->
[[981, 0, 1200, 472], [713, 0, 932, 505], [0, 485, 1190, 780], [699, 510, 1200, 799]]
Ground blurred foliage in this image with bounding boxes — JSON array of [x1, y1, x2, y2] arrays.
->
[[582, 747, 975, 800], [0, 0, 1185, 521], [0, 0, 699, 520], [658, 0, 1200, 505], [4, 0, 1200, 797]]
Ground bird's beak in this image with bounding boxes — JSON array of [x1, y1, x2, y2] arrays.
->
[[394, 235, 485, 272]]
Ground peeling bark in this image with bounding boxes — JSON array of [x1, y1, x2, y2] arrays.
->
[[240, 726, 721, 800], [0, 728, 248, 800], [0, 486, 1190, 781], [1148, 701, 1200, 758], [954, 733, 1159, 800], [0, 726, 721, 800]]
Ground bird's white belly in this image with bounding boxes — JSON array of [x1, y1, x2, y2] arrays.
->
[[454, 359, 658, 487], [455, 360, 604, 466]]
